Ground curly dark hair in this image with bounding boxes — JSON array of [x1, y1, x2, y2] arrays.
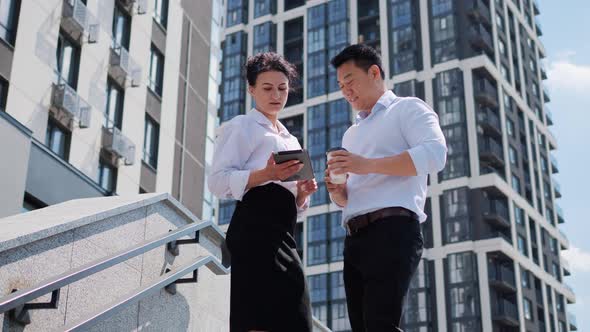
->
[[245, 52, 299, 88], [330, 44, 385, 79]]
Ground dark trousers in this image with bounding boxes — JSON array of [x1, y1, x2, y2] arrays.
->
[[343, 215, 423, 332]]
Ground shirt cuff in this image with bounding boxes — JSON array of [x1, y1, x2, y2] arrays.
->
[[296, 196, 310, 219], [229, 170, 251, 201], [407, 145, 429, 176]]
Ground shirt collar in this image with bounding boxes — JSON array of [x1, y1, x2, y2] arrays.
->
[[248, 108, 290, 136], [355, 90, 397, 123]]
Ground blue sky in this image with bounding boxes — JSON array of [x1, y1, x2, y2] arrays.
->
[[538, 0, 590, 330]]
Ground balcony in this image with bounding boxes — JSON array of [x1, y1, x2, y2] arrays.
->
[[109, 44, 142, 88], [553, 178, 562, 198], [550, 154, 559, 174], [545, 106, 554, 125], [556, 204, 565, 224], [474, 77, 499, 108], [61, 0, 99, 43], [533, 0, 540, 15], [116, 0, 148, 15], [569, 312, 578, 331], [469, 24, 494, 54], [540, 61, 548, 80], [488, 263, 517, 293], [535, 17, 543, 36], [561, 255, 571, 276], [101, 126, 136, 166], [482, 197, 510, 229], [51, 83, 92, 129], [479, 136, 504, 167], [466, 0, 491, 27], [477, 107, 502, 138], [492, 298, 519, 326], [543, 85, 551, 102]]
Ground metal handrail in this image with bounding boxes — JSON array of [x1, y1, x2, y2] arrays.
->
[[0, 220, 229, 315], [63, 255, 229, 331]]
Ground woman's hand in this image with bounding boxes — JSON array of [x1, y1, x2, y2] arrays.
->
[[296, 179, 318, 207], [263, 153, 304, 181]]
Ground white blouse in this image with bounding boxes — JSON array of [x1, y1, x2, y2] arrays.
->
[[208, 108, 309, 215]]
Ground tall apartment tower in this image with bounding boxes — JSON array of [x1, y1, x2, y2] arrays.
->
[[218, 0, 577, 331], [0, 0, 223, 223]]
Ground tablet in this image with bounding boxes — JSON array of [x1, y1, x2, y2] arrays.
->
[[272, 149, 315, 182]]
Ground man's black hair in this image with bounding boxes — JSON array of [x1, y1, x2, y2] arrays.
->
[[330, 44, 385, 79]]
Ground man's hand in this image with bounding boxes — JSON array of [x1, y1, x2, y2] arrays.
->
[[326, 150, 372, 175], [264, 153, 303, 181], [324, 169, 348, 207], [296, 179, 318, 207]]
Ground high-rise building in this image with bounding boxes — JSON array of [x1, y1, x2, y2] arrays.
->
[[0, 0, 222, 223], [218, 0, 576, 331]]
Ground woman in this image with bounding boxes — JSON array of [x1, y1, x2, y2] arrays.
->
[[208, 52, 317, 332]]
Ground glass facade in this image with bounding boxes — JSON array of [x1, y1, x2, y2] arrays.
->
[[388, 0, 422, 76], [308, 271, 351, 331], [357, 0, 380, 51], [220, 31, 247, 122], [441, 187, 471, 244], [307, 0, 349, 98], [445, 252, 481, 331], [254, 0, 276, 18], [226, 0, 248, 27], [306, 211, 346, 266], [402, 259, 437, 331], [307, 99, 351, 206], [284, 17, 304, 106], [253, 21, 276, 54], [434, 69, 469, 181], [430, 0, 456, 64]]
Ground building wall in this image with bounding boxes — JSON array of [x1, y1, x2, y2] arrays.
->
[[0, 0, 217, 220], [218, 0, 575, 331]]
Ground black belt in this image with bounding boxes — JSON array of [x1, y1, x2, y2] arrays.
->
[[345, 207, 418, 235]]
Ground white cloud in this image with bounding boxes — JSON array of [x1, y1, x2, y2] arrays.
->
[[547, 54, 590, 94], [562, 246, 590, 273]]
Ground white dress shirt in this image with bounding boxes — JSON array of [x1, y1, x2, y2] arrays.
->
[[208, 108, 309, 215], [338, 90, 447, 224]]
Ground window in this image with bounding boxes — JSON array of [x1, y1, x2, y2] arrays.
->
[[509, 146, 517, 166], [218, 200, 236, 225], [514, 205, 524, 226], [306, 212, 345, 266], [21, 193, 45, 213], [104, 80, 124, 129], [431, 0, 457, 65], [153, 0, 169, 28], [506, 118, 515, 137], [0, 78, 7, 112], [226, 0, 248, 27], [521, 269, 530, 288], [98, 160, 117, 193], [254, 0, 275, 18], [143, 115, 159, 169], [308, 271, 351, 331], [0, 0, 20, 45], [253, 21, 276, 54], [511, 174, 521, 193], [445, 252, 481, 330], [284, 0, 305, 11], [46, 118, 71, 160], [523, 298, 532, 320], [307, 100, 351, 206], [55, 32, 81, 89], [149, 45, 164, 96], [517, 234, 528, 257], [284, 17, 304, 106], [441, 187, 471, 244], [112, 4, 131, 49], [552, 263, 560, 280]]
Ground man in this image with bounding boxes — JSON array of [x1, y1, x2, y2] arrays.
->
[[325, 44, 447, 331]]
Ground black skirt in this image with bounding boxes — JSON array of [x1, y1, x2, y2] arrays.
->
[[225, 183, 312, 332]]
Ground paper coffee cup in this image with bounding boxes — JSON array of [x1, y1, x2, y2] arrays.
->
[[326, 147, 348, 185]]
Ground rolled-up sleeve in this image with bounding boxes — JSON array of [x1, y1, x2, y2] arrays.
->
[[402, 99, 448, 176], [207, 118, 253, 201]]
